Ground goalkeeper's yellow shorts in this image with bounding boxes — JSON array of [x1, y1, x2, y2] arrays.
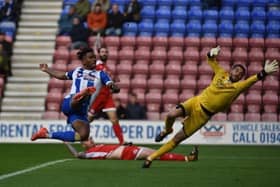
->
[[180, 96, 211, 136]]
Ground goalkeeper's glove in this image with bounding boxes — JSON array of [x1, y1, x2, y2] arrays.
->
[[207, 46, 221, 58], [257, 60, 279, 80]]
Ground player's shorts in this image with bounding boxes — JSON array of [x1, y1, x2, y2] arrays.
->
[[61, 95, 89, 125], [121, 145, 141, 160], [180, 96, 211, 136], [89, 92, 116, 115]]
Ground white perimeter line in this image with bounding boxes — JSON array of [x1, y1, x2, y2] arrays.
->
[[0, 159, 73, 181]]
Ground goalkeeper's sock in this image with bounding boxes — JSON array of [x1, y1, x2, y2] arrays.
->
[[159, 153, 185, 161], [147, 139, 177, 161], [112, 123, 124, 145], [50, 131, 80, 142]]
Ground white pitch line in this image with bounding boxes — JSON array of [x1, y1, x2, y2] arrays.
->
[[0, 159, 73, 181]]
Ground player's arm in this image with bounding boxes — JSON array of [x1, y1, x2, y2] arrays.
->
[[39, 63, 68, 80], [236, 60, 279, 92], [207, 46, 224, 74], [64, 142, 86, 159], [100, 71, 120, 93]]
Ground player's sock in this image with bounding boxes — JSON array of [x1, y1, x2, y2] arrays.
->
[[50, 131, 80, 142], [159, 153, 185, 161], [147, 139, 177, 161], [112, 123, 124, 144], [164, 116, 175, 132]]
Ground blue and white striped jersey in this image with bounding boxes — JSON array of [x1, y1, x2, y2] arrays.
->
[[65, 67, 112, 98]]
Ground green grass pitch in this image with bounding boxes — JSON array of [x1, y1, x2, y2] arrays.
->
[[0, 144, 279, 187]]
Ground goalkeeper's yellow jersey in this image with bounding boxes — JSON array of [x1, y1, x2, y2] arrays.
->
[[198, 57, 259, 113]]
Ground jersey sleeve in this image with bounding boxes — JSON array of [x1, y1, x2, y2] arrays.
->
[[65, 69, 75, 80], [100, 71, 113, 85], [234, 75, 259, 93], [207, 57, 225, 74]]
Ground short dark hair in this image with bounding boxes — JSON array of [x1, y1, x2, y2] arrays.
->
[[77, 47, 94, 60], [232, 63, 247, 76]]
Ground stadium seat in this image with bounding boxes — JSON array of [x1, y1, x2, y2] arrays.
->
[[234, 94, 245, 104], [113, 89, 129, 104], [138, 21, 154, 36], [170, 20, 186, 37], [217, 37, 232, 47], [219, 7, 234, 21], [263, 104, 278, 113], [204, 10, 218, 21], [222, 0, 236, 6], [233, 38, 248, 48], [120, 36, 136, 47], [251, 7, 266, 21], [218, 21, 234, 37], [146, 91, 162, 104], [198, 62, 213, 75], [149, 62, 165, 76], [116, 75, 130, 89], [184, 47, 200, 61], [59, 112, 67, 120], [169, 37, 184, 48], [162, 103, 175, 112], [265, 38, 280, 48], [107, 48, 119, 60], [265, 48, 280, 61], [46, 92, 63, 104], [164, 75, 180, 89], [246, 91, 262, 105], [184, 37, 200, 47], [249, 38, 264, 48], [52, 63, 67, 72], [130, 76, 147, 89], [253, 0, 267, 7], [245, 113, 261, 121], [172, 6, 187, 21], [188, 6, 202, 21], [250, 21, 266, 38], [248, 48, 264, 62], [186, 20, 202, 37], [202, 20, 218, 37], [46, 102, 61, 112], [140, 6, 156, 21], [230, 103, 244, 113], [151, 47, 167, 60], [104, 36, 120, 47], [180, 75, 197, 90], [147, 112, 160, 120], [154, 21, 170, 36], [237, 0, 252, 8], [197, 75, 212, 90], [122, 22, 138, 36], [156, 6, 171, 21], [200, 37, 217, 47], [42, 111, 60, 119], [69, 49, 79, 61], [136, 36, 152, 47], [235, 7, 250, 21], [175, 0, 190, 6], [88, 36, 103, 47], [48, 78, 65, 90], [132, 63, 149, 75], [200, 47, 211, 61], [116, 63, 132, 76], [262, 91, 278, 104], [211, 113, 227, 121], [153, 37, 168, 47], [167, 47, 183, 61], [249, 80, 262, 91], [148, 76, 164, 89], [228, 113, 244, 121], [261, 113, 278, 121], [56, 36, 71, 48], [146, 103, 161, 112], [53, 48, 70, 61], [182, 63, 198, 75], [247, 62, 263, 76], [246, 104, 261, 113], [234, 21, 249, 37], [217, 47, 232, 61], [267, 9, 280, 21], [134, 47, 151, 60], [118, 48, 134, 60], [232, 48, 248, 62], [266, 21, 280, 37], [263, 76, 279, 91], [162, 90, 179, 104]]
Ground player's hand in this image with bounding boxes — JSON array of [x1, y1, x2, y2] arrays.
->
[[209, 46, 221, 57], [264, 60, 279, 75], [111, 84, 120, 93], [39, 63, 49, 72]]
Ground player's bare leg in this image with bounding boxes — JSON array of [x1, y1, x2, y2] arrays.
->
[[155, 106, 185, 142]]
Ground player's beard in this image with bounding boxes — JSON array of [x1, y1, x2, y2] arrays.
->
[[100, 55, 108, 62]]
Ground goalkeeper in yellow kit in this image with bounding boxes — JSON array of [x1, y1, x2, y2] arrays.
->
[[143, 46, 279, 168]]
